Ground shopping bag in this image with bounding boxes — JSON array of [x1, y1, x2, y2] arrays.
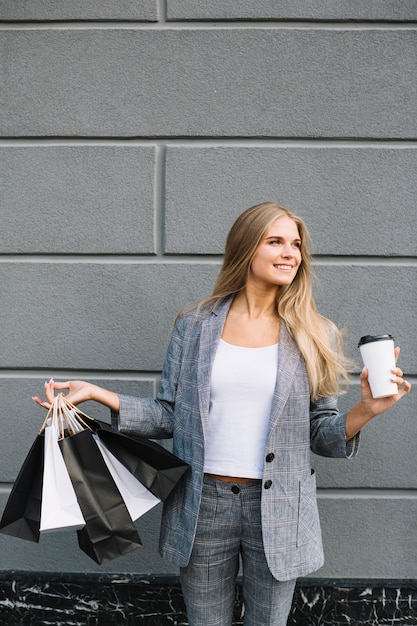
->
[[94, 422, 189, 501], [0, 435, 44, 542], [63, 397, 189, 502], [93, 435, 160, 521], [61, 400, 160, 521], [1, 393, 177, 564], [77, 521, 141, 565], [40, 413, 85, 533], [58, 427, 142, 564]]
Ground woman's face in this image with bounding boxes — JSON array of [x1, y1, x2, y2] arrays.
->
[[248, 216, 302, 289]]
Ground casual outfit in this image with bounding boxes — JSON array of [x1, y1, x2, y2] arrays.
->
[[111, 296, 360, 625]]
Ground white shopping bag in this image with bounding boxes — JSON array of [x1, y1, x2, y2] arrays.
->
[[40, 413, 85, 533], [93, 435, 160, 521]]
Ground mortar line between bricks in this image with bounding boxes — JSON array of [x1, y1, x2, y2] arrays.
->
[[156, 0, 167, 23], [0, 372, 415, 383], [0, 256, 415, 265], [1, 139, 417, 148], [317, 489, 417, 499], [154, 144, 166, 256], [0, 22, 416, 30], [0, 370, 162, 379]]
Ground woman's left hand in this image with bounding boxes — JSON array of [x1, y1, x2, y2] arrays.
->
[[359, 347, 411, 419], [345, 347, 411, 441]]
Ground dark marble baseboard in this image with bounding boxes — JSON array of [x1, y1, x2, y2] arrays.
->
[[0, 572, 416, 625]]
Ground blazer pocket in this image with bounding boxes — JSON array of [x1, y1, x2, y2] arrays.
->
[[296, 469, 321, 548]]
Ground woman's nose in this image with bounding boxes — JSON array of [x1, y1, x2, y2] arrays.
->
[[281, 243, 293, 256]]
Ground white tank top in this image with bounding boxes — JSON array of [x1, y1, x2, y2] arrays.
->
[[204, 339, 279, 479]]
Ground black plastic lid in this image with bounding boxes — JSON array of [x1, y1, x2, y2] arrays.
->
[[358, 334, 394, 348]]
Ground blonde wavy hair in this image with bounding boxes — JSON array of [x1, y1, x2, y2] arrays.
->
[[188, 202, 352, 400]]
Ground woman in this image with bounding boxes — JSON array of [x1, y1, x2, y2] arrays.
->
[[34, 203, 410, 626]]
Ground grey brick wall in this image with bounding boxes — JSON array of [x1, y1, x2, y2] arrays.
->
[[1, 3, 416, 578]]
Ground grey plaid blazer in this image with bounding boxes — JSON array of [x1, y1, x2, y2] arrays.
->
[[113, 297, 359, 581]]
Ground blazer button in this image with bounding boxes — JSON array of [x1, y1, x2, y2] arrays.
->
[[264, 480, 272, 490], [265, 453, 275, 463]]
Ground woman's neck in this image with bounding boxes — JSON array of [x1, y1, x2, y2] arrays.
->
[[223, 290, 280, 347], [231, 288, 278, 320]]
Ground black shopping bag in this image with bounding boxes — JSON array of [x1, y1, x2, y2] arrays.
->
[[61, 399, 189, 502], [59, 428, 142, 564], [94, 420, 188, 501], [0, 435, 44, 543]]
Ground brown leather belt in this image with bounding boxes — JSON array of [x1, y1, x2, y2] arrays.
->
[[205, 473, 259, 484]]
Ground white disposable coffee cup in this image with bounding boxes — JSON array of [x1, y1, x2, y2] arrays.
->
[[358, 334, 397, 398]]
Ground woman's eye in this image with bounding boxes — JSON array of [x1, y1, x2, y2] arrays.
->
[[267, 239, 301, 248]]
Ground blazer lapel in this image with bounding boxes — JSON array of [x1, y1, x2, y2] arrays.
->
[[196, 298, 232, 440], [268, 322, 302, 437]]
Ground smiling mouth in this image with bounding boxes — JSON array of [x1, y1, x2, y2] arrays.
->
[[274, 265, 293, 271]]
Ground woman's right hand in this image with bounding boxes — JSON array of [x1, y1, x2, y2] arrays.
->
[[32, 379, 120, 412]]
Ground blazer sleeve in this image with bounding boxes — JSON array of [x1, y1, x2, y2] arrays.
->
[[310, 394, 360, 459], [111, 315, 186, 439]]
